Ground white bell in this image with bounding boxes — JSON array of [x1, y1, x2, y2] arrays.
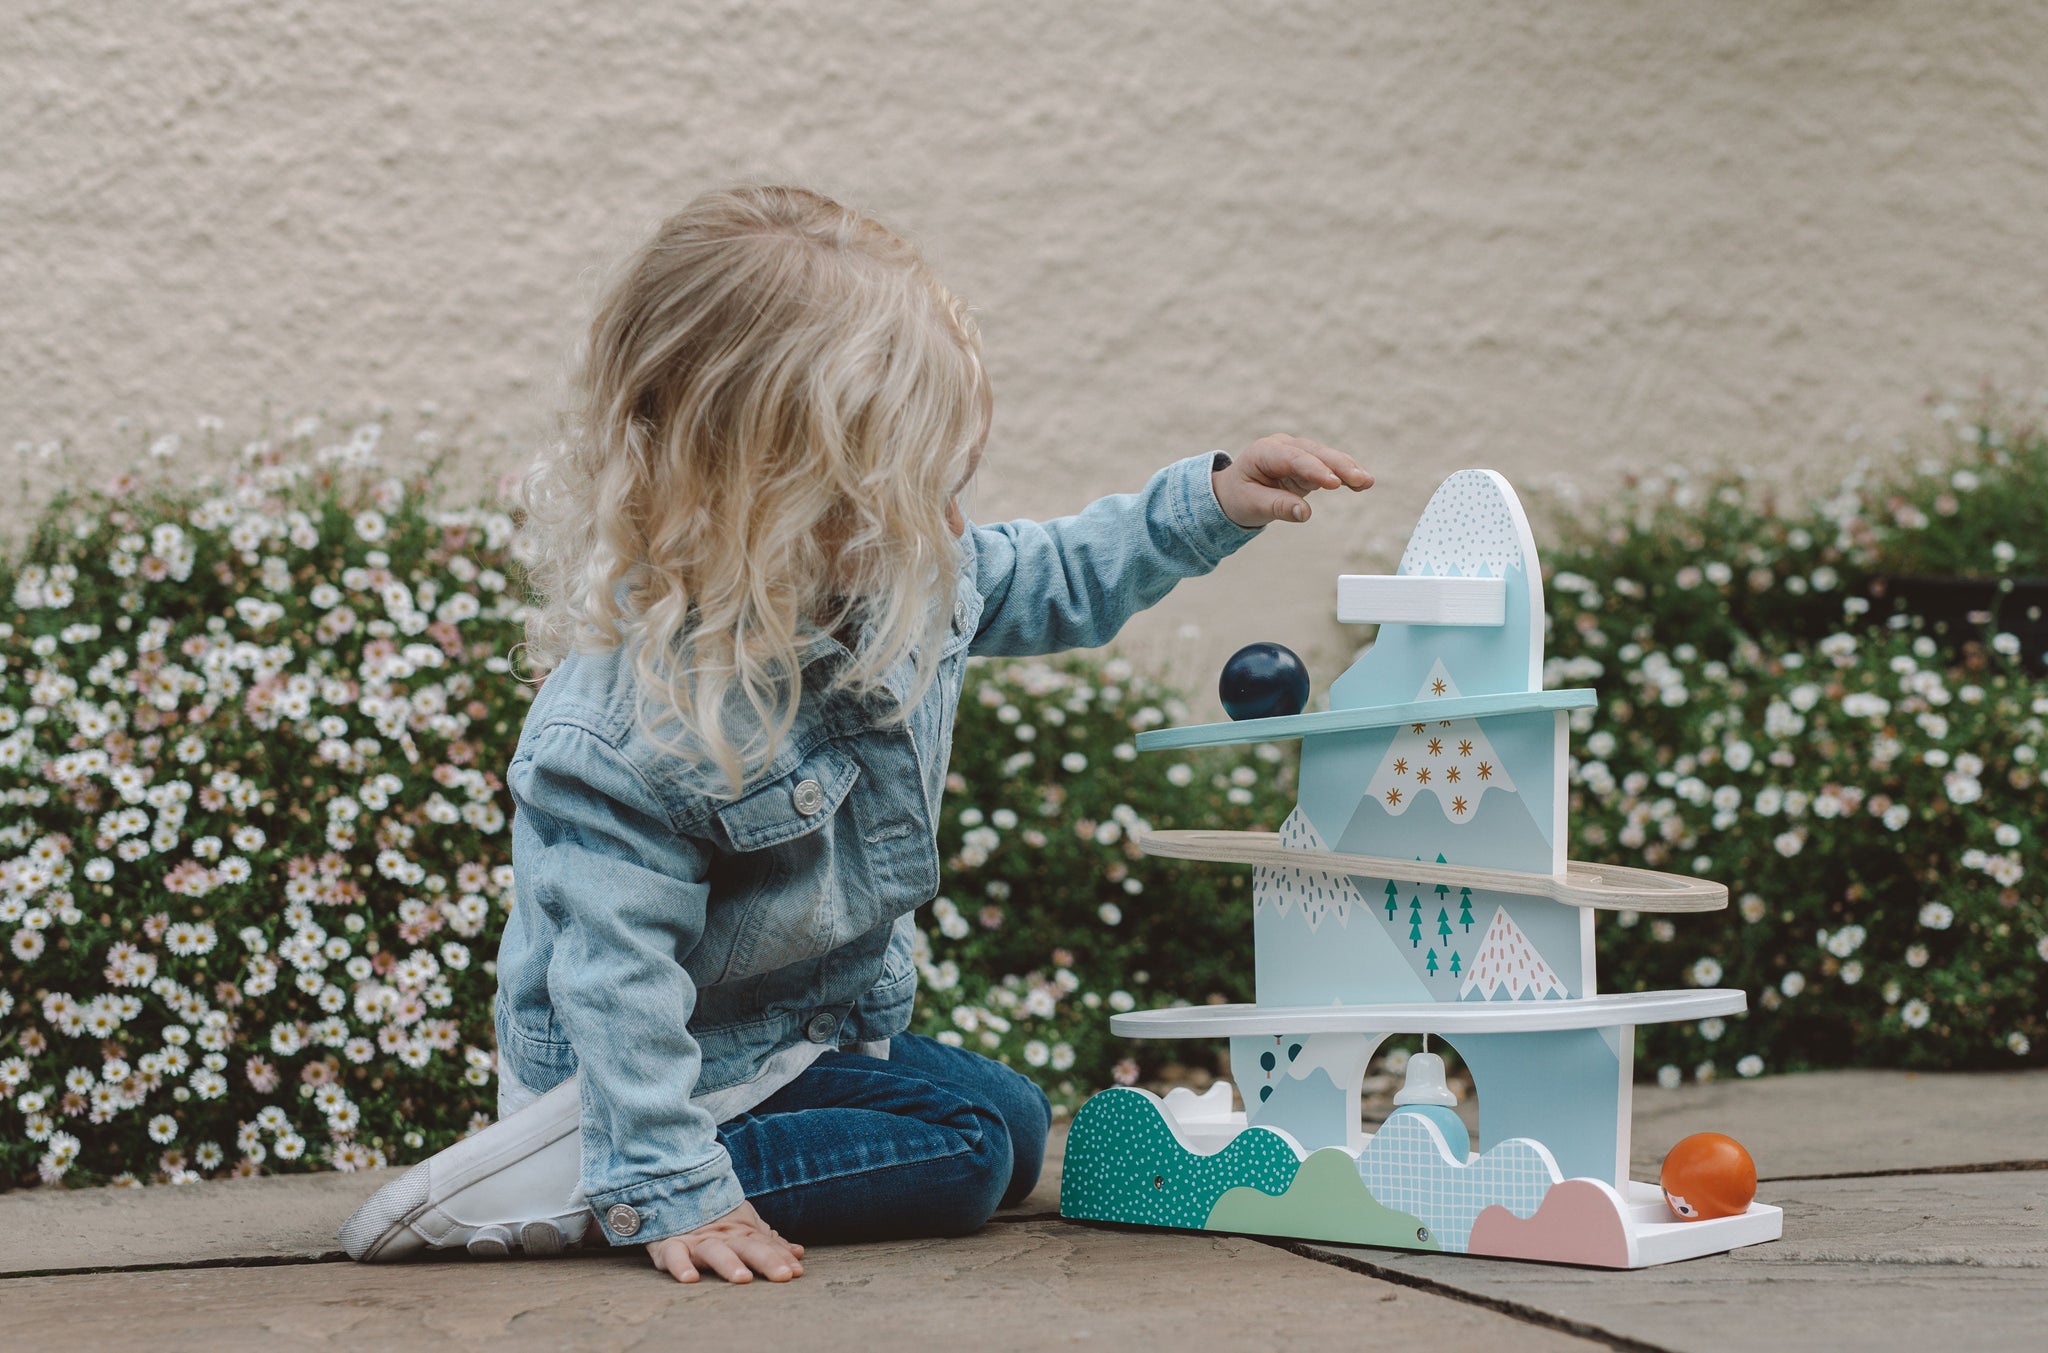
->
[[1392, 1051, 1458, 1108]]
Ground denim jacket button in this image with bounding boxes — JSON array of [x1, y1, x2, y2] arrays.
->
[[805, 1012, 838, 1044], [605, 1203, 642, 1237], [791, 779, 825, 815], [952, 597, 969, 631]]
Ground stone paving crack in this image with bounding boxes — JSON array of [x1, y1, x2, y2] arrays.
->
[[1261, 1238, 1677, 1353], [0, 1251, 347, 1282], [1760, 1159, 2048, 1183]]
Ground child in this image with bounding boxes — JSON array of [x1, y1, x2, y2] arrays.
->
[[340, 184, 1370, 1283]]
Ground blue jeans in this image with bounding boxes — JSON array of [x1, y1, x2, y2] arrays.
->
[[715, 1034, 1051, 1245]]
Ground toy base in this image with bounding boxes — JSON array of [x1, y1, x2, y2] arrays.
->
[[1059, 1086, 1780, 1271]]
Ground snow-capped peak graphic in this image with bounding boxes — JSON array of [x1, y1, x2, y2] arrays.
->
[[1253, 808, 1365, 932], [1396, 469, 1533, 580], [1362, 660, 1519, 823], [1460, 906, 1565, 1000]]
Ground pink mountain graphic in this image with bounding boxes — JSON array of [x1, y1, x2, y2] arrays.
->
[[1460, 906, 1565, 1000]]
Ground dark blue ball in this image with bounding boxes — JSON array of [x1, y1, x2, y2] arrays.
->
[[1219, 642, 1310, 721]]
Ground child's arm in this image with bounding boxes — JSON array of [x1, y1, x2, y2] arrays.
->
[[965, 434, 1368, 657], [509, 721, 803, 1282]]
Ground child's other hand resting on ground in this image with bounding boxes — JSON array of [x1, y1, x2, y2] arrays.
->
[[1213, 434, 1372, 528], [645, 1200, 807, 1284]]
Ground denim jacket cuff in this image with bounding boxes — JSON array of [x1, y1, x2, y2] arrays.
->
[[1169, 450, 1264, 568], [588, 1148, 750, 1246]]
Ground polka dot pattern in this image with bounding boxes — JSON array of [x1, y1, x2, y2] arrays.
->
[[1060, 1088, 1303, 1228], [1397, 469, 1531, 580]]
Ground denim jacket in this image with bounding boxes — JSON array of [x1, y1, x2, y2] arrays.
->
[[493, 451, 1260, 1244]]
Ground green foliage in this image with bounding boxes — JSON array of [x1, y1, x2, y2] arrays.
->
[[1545, 406, 2048, 1083], [0, 421, 531, 1187], [1542, 403, 2048, 679], [14, 399, 2038, 1189], [0, 418, 1302, 1183]]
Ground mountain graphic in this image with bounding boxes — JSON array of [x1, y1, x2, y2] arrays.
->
[[1336, 771, 1554, 875], [1363, 660, 1518, 824], [1461, 907, 1565, 1000], [1254, 808, 1368, 931]]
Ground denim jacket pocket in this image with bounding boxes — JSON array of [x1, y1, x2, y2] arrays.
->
[[707, 741, 869, 980], [713, 741, 861, 851]]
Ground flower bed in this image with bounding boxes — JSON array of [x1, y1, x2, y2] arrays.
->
[[0, 420, 1296, 1186], [1544, 405, 2048, 1081], [9, 402, 2042, 1188], [0, 421, 533, 1187]]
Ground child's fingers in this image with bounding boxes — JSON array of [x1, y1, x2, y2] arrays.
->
[[649, 1241, 701, 1283], [1300, 439, 1372, 490], [1246, 434, 1369, 493], [692, 1236, 754, 1283], [1249, 484, 1312, 524], [734, 1233, 805, 1281], [1258, 441, 1342, 491], [1273, 435, 1371, 491]]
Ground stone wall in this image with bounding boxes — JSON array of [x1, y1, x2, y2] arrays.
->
[[5, 1, 2045, 693]]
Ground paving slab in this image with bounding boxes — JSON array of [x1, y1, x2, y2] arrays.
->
[[0, 1219, 1607, 1353], [1627, 1070, 2048, 1180], [0, 1123, 1070, 1278], [1307, 1169, 2048, 1353], [6, 1073, 2040, 1353]]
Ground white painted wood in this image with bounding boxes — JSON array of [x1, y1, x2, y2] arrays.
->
[[1136, 828, 1728, 913], [1619, 1180, 1785, 1265], [1160, 1081, 1237, 1125], [1337, 573, 1507, 626], [1109, 989, 1748, 1040], [1132, 688, 1597, 752], [1129, 1089, 1781, 1268]]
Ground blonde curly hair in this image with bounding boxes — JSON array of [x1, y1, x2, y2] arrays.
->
[[519, 184, 992, 794]]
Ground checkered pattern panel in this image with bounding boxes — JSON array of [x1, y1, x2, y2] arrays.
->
[[1356, 1113, 1560, 1252]]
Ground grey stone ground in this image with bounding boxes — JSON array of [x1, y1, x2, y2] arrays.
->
[[2, 1070, 2043, 1352]]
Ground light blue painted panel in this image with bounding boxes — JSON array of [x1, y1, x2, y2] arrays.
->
[[1297, 724, 1397, 846], [1254, 891, 1436, 1006], [1231, 1032, 1385, 1152], [1447, 1027, 1625, 1185]]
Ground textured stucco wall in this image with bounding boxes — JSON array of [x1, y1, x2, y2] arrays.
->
[[5, 1, 2046, 698]]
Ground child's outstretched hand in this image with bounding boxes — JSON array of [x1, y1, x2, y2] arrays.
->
[[1213, 434, 1372, 528], [645, 1200, 806, 1284]]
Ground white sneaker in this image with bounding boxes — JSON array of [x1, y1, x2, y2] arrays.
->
[[339, 1073, 591, 1261]]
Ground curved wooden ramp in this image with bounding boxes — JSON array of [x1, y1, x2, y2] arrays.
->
[[1135, 829, 1727, 913], [1109, 988, 1749, 1039]]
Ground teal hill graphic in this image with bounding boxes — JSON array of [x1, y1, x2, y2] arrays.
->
[[1062, 1088, 1567, 1254], [1060, 1089, 1299, 1229]]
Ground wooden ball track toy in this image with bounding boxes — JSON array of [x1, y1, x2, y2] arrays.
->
[[1059, 469, 1781, 1269]]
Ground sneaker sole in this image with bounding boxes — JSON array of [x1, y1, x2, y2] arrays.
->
[[338, 1074, 585, 1262]]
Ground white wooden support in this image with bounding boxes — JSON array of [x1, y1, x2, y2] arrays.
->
[[1338, 574, 1507, 627]]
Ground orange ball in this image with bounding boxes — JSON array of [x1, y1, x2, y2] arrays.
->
[[1659, 1132, 1757, 1221]]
